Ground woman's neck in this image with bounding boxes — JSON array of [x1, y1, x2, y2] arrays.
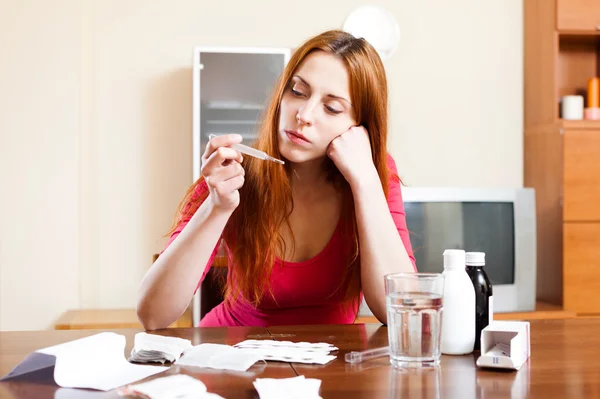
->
[[291, 158, 327, 186], [290, 157, 329, 191]]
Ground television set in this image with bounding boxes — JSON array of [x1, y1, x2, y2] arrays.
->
[[361, 187, 537, 316]]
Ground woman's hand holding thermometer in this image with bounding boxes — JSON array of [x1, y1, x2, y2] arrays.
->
[[201, 134, 247, 212]]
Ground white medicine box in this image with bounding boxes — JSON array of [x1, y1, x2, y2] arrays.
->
[[476, 321, 531, 370]]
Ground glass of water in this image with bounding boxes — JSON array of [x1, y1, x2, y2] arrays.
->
[[385, 273, 445, 368]]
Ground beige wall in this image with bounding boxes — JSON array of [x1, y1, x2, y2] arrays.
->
[[1, 0, 82, 331], [0, 0, 523, 330]]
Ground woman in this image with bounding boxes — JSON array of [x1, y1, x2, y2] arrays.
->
[[137, 30, 416, 330]]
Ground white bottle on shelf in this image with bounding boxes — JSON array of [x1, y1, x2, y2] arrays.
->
[[440, 249, 475, 355]]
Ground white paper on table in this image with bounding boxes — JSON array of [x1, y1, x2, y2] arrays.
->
[[237, 347, 336, 365], [234, 339, 338, 365], [0, 332, 168, 391], [176, 343, 264, 371], [54, 388, 117, 399], [253, 375, 323, 399], [117, 374, 226, 399], [235, 340, 338, 352]]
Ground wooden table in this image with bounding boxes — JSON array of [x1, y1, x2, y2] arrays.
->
[[0, 327, 293, 399], [1, 319, 600, 398]]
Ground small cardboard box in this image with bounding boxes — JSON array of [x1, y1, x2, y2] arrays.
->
[[476, 321, 530, 370]]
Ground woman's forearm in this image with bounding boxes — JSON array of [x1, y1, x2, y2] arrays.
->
[[136, 195, 232, 330], [352, 174, 414, 324]]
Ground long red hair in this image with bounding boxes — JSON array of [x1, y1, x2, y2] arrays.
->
[[169, 30, 392, 308]]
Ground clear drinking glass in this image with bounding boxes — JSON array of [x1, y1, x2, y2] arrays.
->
[[385, 273, 445, 368]]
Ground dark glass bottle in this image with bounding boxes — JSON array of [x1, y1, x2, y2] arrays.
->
[[465, 252, 493, 351]]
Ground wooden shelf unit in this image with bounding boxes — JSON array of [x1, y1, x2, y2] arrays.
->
[[54, 308, 192, 330], [556, 0, 600, 32], [525, 0, 600, 314]]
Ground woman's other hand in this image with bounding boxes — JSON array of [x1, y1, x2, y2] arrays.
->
[[327, 126, 378, 189]]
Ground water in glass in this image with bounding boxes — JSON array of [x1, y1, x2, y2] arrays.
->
[[387, 291, 443, 368]]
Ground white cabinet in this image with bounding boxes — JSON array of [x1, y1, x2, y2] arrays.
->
[[191, 46, 290, 325], [192, 47, 290, 181]]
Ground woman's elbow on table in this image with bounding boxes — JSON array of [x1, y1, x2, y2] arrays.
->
[[136, 297, 169, 331]]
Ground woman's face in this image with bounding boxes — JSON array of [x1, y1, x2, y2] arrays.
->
[[278, 51, 357, 163]]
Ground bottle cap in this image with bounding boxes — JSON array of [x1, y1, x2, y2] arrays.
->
[[443, 249, 465, 270], [466, 252, 486, 266]]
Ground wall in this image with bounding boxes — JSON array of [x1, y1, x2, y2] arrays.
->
[[0, 0, 523, 330], [0, 0, 81, 330]]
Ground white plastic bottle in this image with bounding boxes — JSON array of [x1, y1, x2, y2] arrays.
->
[[440, 249, 475, 355]]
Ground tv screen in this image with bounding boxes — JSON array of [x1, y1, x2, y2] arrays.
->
[[405, 202, 515, 285]]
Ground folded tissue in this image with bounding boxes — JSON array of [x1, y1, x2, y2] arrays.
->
[[129, 333, 193, 364]]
